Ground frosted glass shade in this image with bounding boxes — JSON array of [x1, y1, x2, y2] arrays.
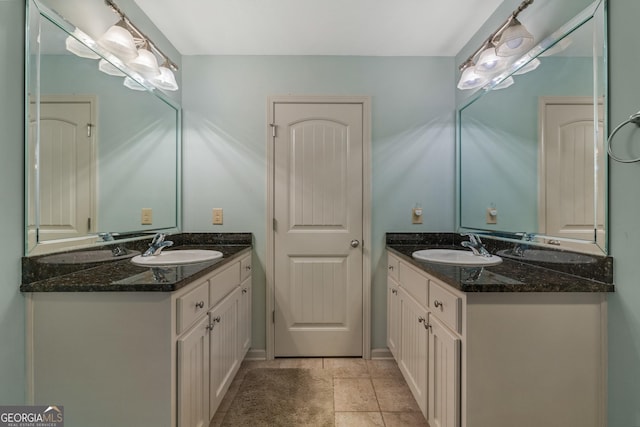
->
[[513, 58, 540, 75], [127, 48, 160, 79], [152, 66, 179, 91], [493, 76, 514, 90], [65, 33, 100, 59], [98, 59, 125, 76], [97, 24, 138, 61], [475, 46, 508, 75], [123, 76, 147, 91], [496, 20, 534, 57], [457, 66, 488, 90]]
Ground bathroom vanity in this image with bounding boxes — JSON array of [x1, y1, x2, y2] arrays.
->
[[386, 233, 613, 427], [21, 233, 252, 427]]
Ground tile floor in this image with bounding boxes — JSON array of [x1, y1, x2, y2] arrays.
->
[[210, 358, 429, 427]]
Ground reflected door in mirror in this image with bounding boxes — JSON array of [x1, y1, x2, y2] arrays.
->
[[30, 96, 96, 243]]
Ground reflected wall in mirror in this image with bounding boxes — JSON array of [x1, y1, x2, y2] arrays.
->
[[26, 0, 181, 256], [458, 0, 606, 254]]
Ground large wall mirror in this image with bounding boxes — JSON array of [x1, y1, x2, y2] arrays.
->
[[458, 0, 607, 254], [26, 0, 181, 256]]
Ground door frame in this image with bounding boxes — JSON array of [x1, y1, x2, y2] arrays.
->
[[266, 95, 372, 359]]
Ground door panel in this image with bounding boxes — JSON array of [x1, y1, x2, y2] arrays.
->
[[274, 103, 363, 357]]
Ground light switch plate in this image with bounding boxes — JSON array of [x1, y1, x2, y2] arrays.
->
[[141, 208, 153, 225], [212, 208, 223, 225]]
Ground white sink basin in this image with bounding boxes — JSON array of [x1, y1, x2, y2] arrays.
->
[[39, 249, 140, 264], [131, 249, 223, 266], [412, 249, 502, 266]]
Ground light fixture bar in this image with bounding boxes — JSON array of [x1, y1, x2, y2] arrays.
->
[[458, 0, 533, 71], [104, 0, 179, 71]]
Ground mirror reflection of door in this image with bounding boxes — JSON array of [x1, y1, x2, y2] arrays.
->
[[539, 96, 605, 252], [29, 95, 96, 245]]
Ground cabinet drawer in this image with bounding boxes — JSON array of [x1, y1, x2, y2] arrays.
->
[[399, 262, 428, 308], [429, 279, 461, 333], [176, 280, 209, 335], [210, 261, 241, 308], [387, 253, 399, 282], [240, 255, 252, 282]]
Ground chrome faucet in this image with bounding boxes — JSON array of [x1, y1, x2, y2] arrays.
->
[[460, 233, 491, 257], [513, 233, 535, 257], [98, 232, 128, 257], [143, 233, 174, 257]]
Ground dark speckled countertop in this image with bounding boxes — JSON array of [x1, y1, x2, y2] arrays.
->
[[387, 233, 614, 293], [21, 233, 252, 292]]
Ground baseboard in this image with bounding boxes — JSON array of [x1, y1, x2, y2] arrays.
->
[[245, 348, 267, 360], [370, 348, 393, 360]]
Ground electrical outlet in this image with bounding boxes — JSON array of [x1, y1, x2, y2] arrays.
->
[[412, 207, 423, 224], [486, 207, 497, 224], [212, 208, 223, 225], [141, 208, 153, 225]]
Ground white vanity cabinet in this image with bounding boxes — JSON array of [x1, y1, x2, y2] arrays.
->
[[386, 250, 607, 427], [27, 251, 252, 427]]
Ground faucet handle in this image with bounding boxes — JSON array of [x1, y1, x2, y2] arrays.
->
[[98, 232, 114, 242], [150, 233, 166, 245]]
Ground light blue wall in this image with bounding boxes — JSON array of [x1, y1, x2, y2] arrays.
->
[[607, 0, 640, 424], [0, 0, 26, 403], [181, 55, 456, 350]]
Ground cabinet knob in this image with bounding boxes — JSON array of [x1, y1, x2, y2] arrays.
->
[[388, 265, 394, 271], [242, 288, 248, 294], [195, 301, 205, 309], [434, 300, 443, 309], [392, 289, 398, 295], [418, 317, 425, 323], [245, 265, 251, 271], [424, 321, 432, 332], [213, 316, 221, 323]]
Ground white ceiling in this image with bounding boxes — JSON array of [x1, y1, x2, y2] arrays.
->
[[132, 0, 505, 56]]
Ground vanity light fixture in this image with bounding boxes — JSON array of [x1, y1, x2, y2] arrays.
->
[[457, 0, 534, 90], [127, 41, 161, 79], [97, 19, 139, 61], [495, 17, 534, 57], [98, 58, 126, 76], [65, 29, 100, 59], [513, 57, 540, 75], [123, 76, 147, 91], [152, 61, 179, 91]]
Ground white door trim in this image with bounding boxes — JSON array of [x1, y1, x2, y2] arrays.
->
[[266, 95, 372, 359]]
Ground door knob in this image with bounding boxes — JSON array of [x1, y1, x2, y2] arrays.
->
[[350, 240, 360, 248]]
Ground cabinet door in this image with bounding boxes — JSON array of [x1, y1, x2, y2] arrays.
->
[[209, 287, 241, 419], [177, 315, 210, 427], [387, 276, 400, 359], [239, 275, 252, 358], [428, 315, 460, 427], [398, 288, 429, 418]]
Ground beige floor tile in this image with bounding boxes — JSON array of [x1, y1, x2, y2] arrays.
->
[[381, 411, 429, 427], [334, 378, 380, 411], [278, 357, 324, 369], [335, 411, 385, 427], [324, 357, 369, 378], [217, 379, 241, 413], [372, 377, 421, 412], [236, 359, 279, 380], [366, 359, 403, 379]]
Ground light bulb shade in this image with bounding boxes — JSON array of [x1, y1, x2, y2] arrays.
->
[[495, 19, 534, 57], [475, 46, 507, 75], [152, 66, 179, 91], [493, 76, 514, 90], [457, 66, 489, 90], [65, 32, 100, 59], [98, 59, 126, 76], [513, 58, 540, 75], [97, 24, 138, 61], [127, 48, 160, 79], [124, 76, 147, 91]]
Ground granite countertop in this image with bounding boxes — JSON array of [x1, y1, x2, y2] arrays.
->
[[21, 233, 252, 292], [387, 233, 614, 293]]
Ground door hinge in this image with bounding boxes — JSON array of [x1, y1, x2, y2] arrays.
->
[[272, 218, 277, 231], [269, 123, 277, 138], [87, 123, 93, 138], [87, 217, 92, 231], [272, 310, 275, 323]]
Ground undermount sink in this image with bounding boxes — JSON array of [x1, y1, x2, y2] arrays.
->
[[497, 248, 597, 264], [39, 249, 140, 264], [131, 249, 223, 267], [412, 249, 502, 266]]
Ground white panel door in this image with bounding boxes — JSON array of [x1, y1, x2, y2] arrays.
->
[[177, 316, 210, 427], [542, 100, 605, 247], [274, 102, 363, 357], [35, 99, 94, 241]]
